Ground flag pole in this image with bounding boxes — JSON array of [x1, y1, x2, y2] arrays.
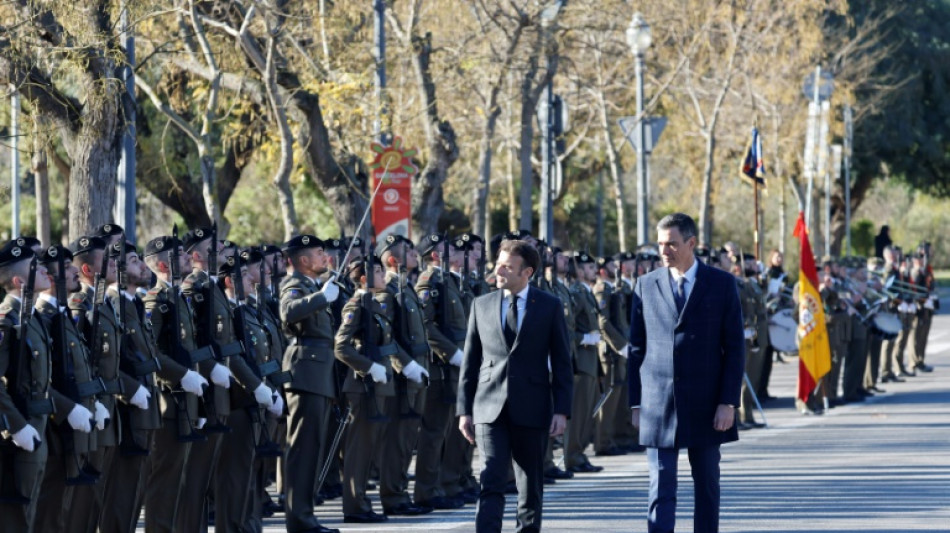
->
[[754, 180, 760, 262]]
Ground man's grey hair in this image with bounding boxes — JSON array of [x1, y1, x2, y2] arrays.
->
[[656, 213, 698, 241]]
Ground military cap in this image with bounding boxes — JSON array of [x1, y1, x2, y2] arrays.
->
[[548, 245, 564, 256], [92, 223, 124, 239], [38, 245, 74, 265], [261, 244, 283, 256], [283, 234, 324, 252], [614, 251, 636, 262], [458, 232, 484, 244], [0, 239, 37, 268], [240, 247, 264, 265], [376, 234, 411, 256], [695, 246, 712, 259], [323, 238, 345, 251], [15, 236, 42, 250], [69, 236, 108, 257], [144, 236, 181, 257], [181, 227, 213, 252], [123, 241, 139, 256], [452, 233, 474, 251], [218, 255, 246, 277], [574, 251, 595, 265], [418, 234, 454, 256], [596, 256, 615, 269]]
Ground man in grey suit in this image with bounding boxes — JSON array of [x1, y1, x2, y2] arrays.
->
[[628, 213, 745, 533], [458, 239, 573, 533]]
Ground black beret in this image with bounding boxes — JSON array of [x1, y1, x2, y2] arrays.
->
[[596, 256, 616, 268], [614, 251, 636, 262], [260, 244, 283, 256], [240, 247, 264, 265], [283, 234, 324, 252], [123, 241, 139, 256], [418, 234, 454, 256], [574, 252, 595, 265], [15, 236, 41, 249], [548, 245, 564, 256], [92, 223, 124, 238], [182, 227, 213, 252], [218, 255, 246, 277], [69, 236, 108, 257], [39, 245, 74, 265], [0, 240, 36, 268], [323, 238, 344, 251], [144, 236, 180, 257], [457, 232, 484, 244], [376, 234, 411, 256]]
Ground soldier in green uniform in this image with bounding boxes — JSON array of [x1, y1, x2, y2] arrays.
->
[[101, 241, 164, 533], [33, 245, 97, 532], [612, 251, 641, 452], [564, 252, 604, 474], [724, 251, 762, 427], [0, 241, 55, 532], [842, 269, 872, 403], [67, 235, 135, 533], [278, 234, 341, 533], [413, 234, 468, 510], [377, 235, 434, 516], [592, 256, 633, 456], [741, 253, 768, 429]]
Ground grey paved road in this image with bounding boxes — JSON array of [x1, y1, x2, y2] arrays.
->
[[142, 311, 950, 532]]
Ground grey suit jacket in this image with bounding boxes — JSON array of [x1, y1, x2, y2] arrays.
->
[[627, 261, 745, 448], [457, 286, 573, 429]]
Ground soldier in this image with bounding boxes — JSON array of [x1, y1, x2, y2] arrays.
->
[[841, 268, 872, 403], [141, 235, 210, 533], [725, 251, 763, 428], [563, 252, 604, 474], [910, 249, 935, 374], [101, 241, 163, 533], [592, 255, 633, 455], [377, 235, 434, 516], [67, 236, 132, 533], [33, 245, 97, 533], [278, 234, 341, 533], [0, 241, 57, 532], [742, 253, 769, 429], [612, 251, 641, 452]]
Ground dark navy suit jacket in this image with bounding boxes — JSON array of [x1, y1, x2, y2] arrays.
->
[[627, 261, 745, 448], [458, 286, 573, 429]]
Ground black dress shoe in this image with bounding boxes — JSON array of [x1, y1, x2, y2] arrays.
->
[[842, 395, 864, 403], [456, 490, 478, 504], [871, 386, 886, 393], [898, 370, 915, 378], [595, 446, 626, 457], [915, 363, 934, 373], [302, 526, 340, 533], [384, 502, 434, 516], [417, 496, 464, 510], [568, 462, 603, 474], [344, 510, 389, 523], [504, 480, 518, 494], [624, 444, 647, 453], [543, 476, 556, 485], [543, 467, 574, 480]]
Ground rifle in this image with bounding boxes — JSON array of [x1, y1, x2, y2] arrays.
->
[[359, 256, 389, 422], [88, 237, 120, 410], [434, 235, 456, 404], [227, 256, 282, 457], [253, 247, 291, 389], [393, 240, 423, 419], [166, 226, 207, 442]]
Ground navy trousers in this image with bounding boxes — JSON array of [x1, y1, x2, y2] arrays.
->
[[647, 445, 721, 533]]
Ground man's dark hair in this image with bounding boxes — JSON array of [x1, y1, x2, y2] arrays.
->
[[656, 213, 697, 241], [499, 239, 540, 274]]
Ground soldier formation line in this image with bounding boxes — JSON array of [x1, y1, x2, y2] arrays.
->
[[0, 223, 939, 533]]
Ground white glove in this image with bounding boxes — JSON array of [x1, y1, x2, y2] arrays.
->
[[93, 401, 110, 431], [582, 332, 602, 346], [12, 424, 41, 452], [924, 297, 935, 310], [267, 394, 284, 417], [743, 328, 755, 340], [130, 386, 151, 410], [319, 278, 340, 303], [449, 349, 464, 367], [253, 383, 276, 408], [67, 404, 93, 433], [196, 417, 207, 429], [401, 360, 428, 384], [618, 344, 632, 358], [367, 362, 388, 384], [180, 369, 208, 395], [210, 363, 232, 389]]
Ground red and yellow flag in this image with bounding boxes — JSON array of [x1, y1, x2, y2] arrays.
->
[[793, 212, 832, 403]]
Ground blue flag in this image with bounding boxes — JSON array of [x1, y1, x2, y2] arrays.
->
[[740, 127, 766, 188]]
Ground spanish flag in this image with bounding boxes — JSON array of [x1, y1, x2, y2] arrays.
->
[[793, 212, 832, 403]]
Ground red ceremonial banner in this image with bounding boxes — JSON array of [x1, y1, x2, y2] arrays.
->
[[370, 137, 418, 242]]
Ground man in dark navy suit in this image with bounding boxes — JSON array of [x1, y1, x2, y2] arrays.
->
[[628, 213, 745, 533], [458, 239, 573, 533]]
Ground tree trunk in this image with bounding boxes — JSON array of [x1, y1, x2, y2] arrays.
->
[[32, 118, 51, 245], [518, 72, 536, 232], [698, 132, 716, 245]]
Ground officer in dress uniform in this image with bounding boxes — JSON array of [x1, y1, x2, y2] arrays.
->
[[564, 252, 604, 474], [278, 234, 341, 533], [141, 235, 210, 533], [33, 245, 97, 533], [413, 234, 468, 510], [0, 240, 56, 533], [376, 235, 434, 516]]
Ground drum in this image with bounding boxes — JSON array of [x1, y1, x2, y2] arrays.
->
[[768, 308, 798, 355], [870, 311, 902, 340]]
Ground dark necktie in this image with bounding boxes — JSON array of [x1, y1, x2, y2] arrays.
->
[[504, 294, 518, 348], [675, 277, 686, 314]]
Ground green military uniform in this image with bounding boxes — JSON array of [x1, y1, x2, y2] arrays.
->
[[279, 268, 337, 533], [142, 278, 201, 533], [842, 298, 870, 401], [592, 278, 630, 454], [613, 277, 639, 449], [414, 264, 467, 506], [99, 285, 163, 533], [736, 278, 759, 423], [33, 292, 98, 533], [379, 270, 430, 511], [335, 291, 411, 518], [540, 274, 577, 473], [820, 285, 849, 403], [0, 293, 54, 533], [68, 283, 136, 533], [910, 266, 934, 370], [565, 280, 600, 470]]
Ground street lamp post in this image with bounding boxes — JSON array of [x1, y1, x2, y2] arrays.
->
[[627, 12, 652, 246]]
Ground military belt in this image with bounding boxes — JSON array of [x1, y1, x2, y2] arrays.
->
[[101, 379, 123, 395], [290, 337, 332, 350], [26, 397, 56, 416], [258, 359, 280, 377], [377, 343, 399, 358], [439, 326, 467, 343], [217, 341, 243, 359], [0, 414, 8, 431], [266, 371, 292, 387], [188, 346, 215, 365], [131, 357, 162, 377], [76, 377, 107, 399], [409, 343, 429, 359]]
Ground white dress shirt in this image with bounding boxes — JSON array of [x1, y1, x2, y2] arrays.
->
[[500, 285, 530, 333]]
